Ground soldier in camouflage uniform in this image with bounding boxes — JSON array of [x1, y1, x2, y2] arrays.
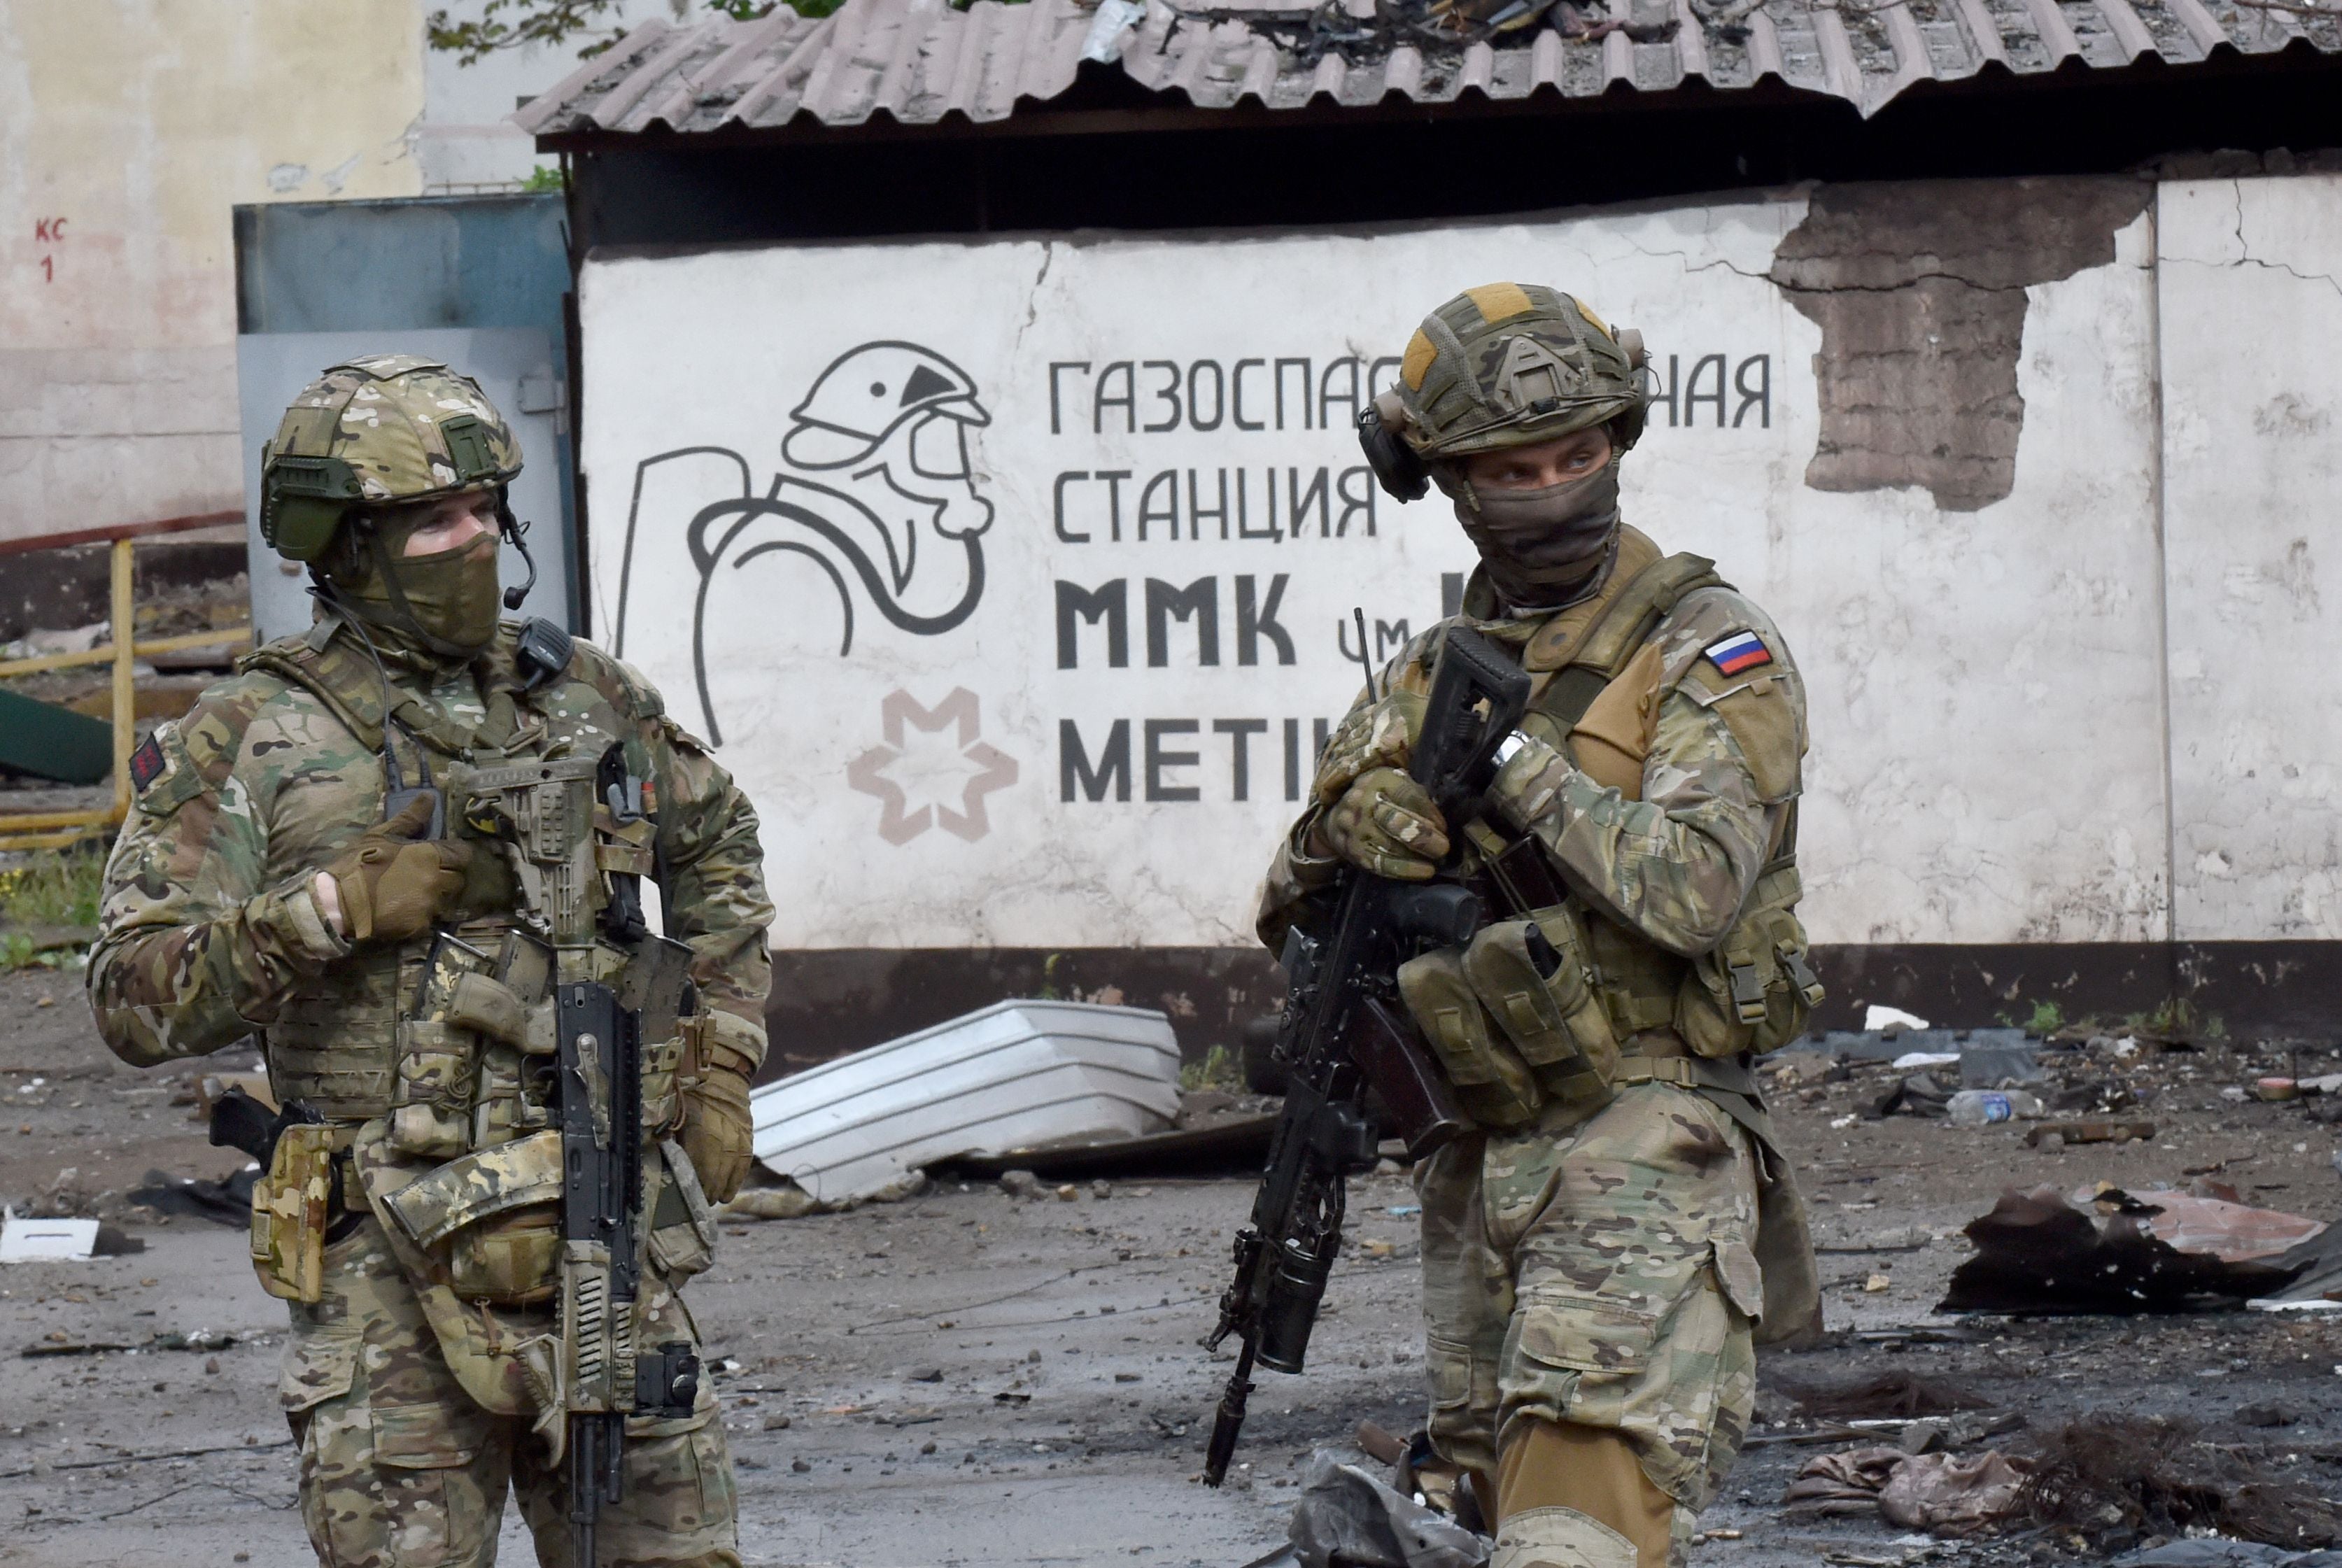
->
[[1258, 286, 1821, 1568], [87, 355, 774, 1567]]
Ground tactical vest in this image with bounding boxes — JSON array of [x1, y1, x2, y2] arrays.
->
[[237, 620, 742, 1347], [1399, 546, 1824, 1135]]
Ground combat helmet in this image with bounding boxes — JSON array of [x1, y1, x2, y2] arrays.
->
[[1360, 283, 1649, 500], [260, 355, 523, 562]]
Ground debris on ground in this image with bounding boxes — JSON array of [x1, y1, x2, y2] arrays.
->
[[1940, 1185, 2312, 1313], [1877, 1448, 2032, 1535], [2022, 1415, 2342, 1553], [124, 1166, 256, 1225], [1253, 1448, 1488, 1568], [748, 999, 1181, 1203], [720, 1170, 928, 1220], [0, 1211, 97, 1261], [1772, 1371, 1994, 1421], [1947, 1089, 2045, 1126]]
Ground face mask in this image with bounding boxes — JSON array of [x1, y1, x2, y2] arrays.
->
[[1453, 460, 1621, 608], [342, 528, 503, 657]]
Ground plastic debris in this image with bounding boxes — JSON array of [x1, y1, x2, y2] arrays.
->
[[1270, 1450, 1489, 1568], [1865, 1005, 1931, 1033], [1947, 1089, 2045, 1126], [0, 1213, 97, 1262]]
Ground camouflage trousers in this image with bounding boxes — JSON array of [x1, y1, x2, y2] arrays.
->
[[279, 1218, 740, 1568], [1418, 1082, 1765, 1562]]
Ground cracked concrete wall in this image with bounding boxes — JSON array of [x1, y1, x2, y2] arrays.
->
[[0, 1, 425, 546], [2159, 174, 2342, 942], [1771, 178, 2155, 512]]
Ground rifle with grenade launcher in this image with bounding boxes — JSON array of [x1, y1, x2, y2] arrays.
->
[[1201, 623, 1530, 1487]]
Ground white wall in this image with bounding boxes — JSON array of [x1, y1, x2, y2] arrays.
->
[[2159, 174, 2342, 942], [579, 185, 2250, 952], [0, 1, 428, 545]]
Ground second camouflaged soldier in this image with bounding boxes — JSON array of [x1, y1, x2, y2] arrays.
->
[[87, 355, 774, 1567], [1258, 285, 1822, 1568]]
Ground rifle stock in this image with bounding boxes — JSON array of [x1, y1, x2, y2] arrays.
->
[[1201, 626, 1529, 1486]]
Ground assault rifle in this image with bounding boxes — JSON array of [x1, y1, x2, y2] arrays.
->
[[1202, 624, 1531, 1486], [461, 745, 700, 1564]]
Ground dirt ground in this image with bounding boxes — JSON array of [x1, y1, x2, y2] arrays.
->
[[6, 963, 2342, 1567]]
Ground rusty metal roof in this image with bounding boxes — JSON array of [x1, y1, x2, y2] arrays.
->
[[512, 0, 2341, 137]]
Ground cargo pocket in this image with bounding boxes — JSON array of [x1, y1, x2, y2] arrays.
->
[[360, 1402, 492, 1568], [1710, 1238, 1765, 1327], [1423, 1330, 1497, 1469], [279, 1328, 362, 1420]]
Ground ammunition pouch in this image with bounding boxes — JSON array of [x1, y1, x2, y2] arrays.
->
[[1675, 863, 1824, 1059], [250, 1122, 339, 1303], [1462, 908, 1619, 1107], [380, 1128, 568, 1306], [1396, 908, 1621, 1129]]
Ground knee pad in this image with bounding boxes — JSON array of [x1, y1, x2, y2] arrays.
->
[[1490, 1504, 1640, 1568]]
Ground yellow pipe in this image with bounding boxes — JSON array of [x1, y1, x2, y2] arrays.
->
[[0, 624, 253, 680], [0, 828, 104, 852], [0, 807, 115, 832]]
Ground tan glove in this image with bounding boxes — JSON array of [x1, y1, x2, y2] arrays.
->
[[680, 1068, 754, 1206], [321, 797, 488, 944], [1311, 690, 1425, 809], [1316, 765, 1450, 882]]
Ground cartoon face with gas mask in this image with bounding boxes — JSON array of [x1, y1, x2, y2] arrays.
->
[[777, 341, 995, 601]]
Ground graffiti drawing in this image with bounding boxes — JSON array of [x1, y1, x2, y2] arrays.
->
[[614, 341, 995, 744]]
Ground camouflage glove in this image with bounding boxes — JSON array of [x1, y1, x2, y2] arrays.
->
[[321, 797, 482, 945], [1311, 690, 1427, 808], [680, 1069, 754, 1206], [1319, 765, 1450, 882]]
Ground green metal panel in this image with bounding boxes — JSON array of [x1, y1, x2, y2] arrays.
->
[[0, 690, 114, 784]]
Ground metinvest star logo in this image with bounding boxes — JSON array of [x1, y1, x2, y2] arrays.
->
[[845, 689, 1018, 846], [612, 341, 995, 747]]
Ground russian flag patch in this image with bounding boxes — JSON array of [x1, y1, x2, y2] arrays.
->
[[1703, 630, 1772, 677]]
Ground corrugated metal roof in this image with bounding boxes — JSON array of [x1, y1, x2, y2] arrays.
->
[[512, 0, 2341, 136]]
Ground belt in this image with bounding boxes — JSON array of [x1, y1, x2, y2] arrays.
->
[[1611, 1043, 1762, 1100]]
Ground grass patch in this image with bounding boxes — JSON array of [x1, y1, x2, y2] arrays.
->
[[1180, 1043, 1240, 1093], [0, 847, 106, 968]]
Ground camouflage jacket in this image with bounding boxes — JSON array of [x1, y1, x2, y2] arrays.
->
[[1257, 523, 1807, 966], [88, 613, 774, 1089]]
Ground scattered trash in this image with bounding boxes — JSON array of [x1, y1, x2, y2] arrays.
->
[[1261, 1449, 1489, 1568], [2101, 1187, 2327, 1262], [1879, 1450, 2033, 1536], [0, 1213, 98, 1262], [22, 1328, 236, 1358], [1957, 1034, 2045, 1089], [1947, 1089, 2045, 1126], [2257, 1077, 2300, 1102], [1891, 1051, 1961, 1071], [2026, 1120, 2155, 1148], [125, 1166, 257, 1227], [1870, 1072, 1954, 1119], [1941, 1185, 2308, 1313], [2024, 1415, 2342, 1553], [720, 1170, 927, 1220], [1865, 1005, 1931, 1033], [748, 1000, 1182, 1203]]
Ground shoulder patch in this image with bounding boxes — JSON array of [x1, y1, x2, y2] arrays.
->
[[1702, 630, 1772, 677], [128, 733, 167, 792]]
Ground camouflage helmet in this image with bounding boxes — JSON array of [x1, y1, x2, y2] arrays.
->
[[1376, 283, 1649, 462], [260, 354, 523, 562]]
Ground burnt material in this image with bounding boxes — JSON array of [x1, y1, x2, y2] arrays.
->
[[1940, 1185, 2304, 1315], [1769, 177, 2154, 511]]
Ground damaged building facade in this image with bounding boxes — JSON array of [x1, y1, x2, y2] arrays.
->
[[517, 0, 2342, 1057]]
